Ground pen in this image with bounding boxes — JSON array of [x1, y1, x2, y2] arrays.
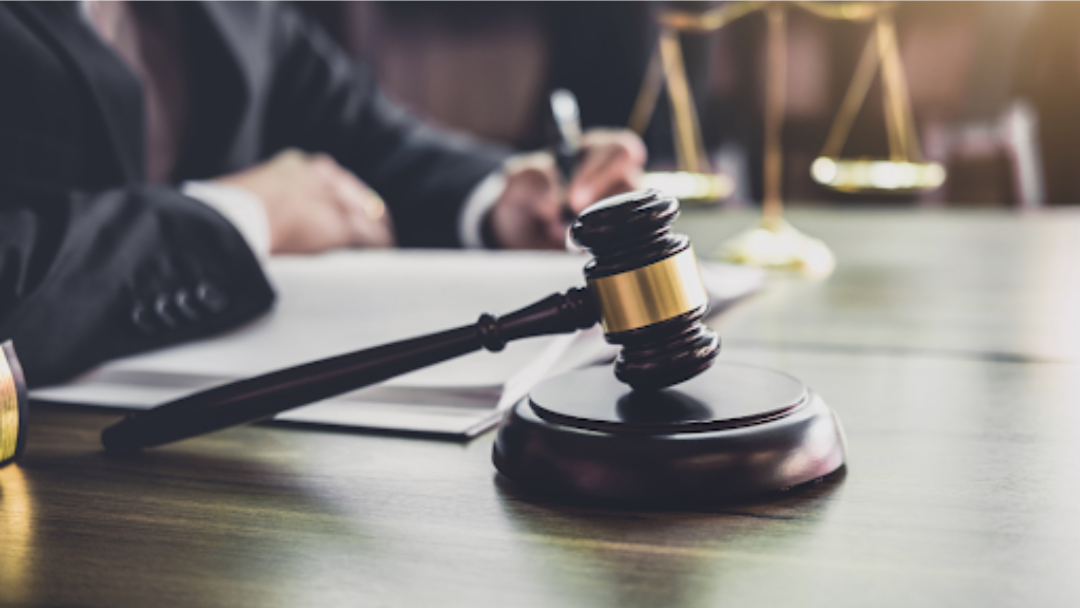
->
[[550, 89, 582, 223]]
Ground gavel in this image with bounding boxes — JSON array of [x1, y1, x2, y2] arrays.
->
[[100, 189, 721, 452]]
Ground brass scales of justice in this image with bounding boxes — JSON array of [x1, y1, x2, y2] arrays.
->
[[631, 0, 947, 276]]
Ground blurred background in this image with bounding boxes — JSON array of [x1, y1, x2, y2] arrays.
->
[[296, 0, 1080, 208]]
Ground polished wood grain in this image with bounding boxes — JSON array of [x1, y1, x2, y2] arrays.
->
[[680, 207, 1080, 362], [3, 208, 1079, 607]]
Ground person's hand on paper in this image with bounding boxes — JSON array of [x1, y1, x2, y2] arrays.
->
[[487, 129, 646, 250], [216, 149, 396, 254]]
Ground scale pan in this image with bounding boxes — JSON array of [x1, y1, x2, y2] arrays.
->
[[811, 156, 946, 194]]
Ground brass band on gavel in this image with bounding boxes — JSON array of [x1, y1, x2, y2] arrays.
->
[[587, 247, 709, 334], [1, 341, 29, 468]]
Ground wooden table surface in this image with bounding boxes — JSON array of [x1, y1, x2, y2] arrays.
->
[[3, 208, 1079, 608]]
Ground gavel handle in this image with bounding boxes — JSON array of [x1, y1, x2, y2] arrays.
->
[[101, 288, 598, 452]]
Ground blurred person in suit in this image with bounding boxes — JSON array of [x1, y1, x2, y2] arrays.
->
[[0, 1, 646, 386]]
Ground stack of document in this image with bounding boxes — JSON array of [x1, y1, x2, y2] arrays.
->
[[31, 250, 764, 439]]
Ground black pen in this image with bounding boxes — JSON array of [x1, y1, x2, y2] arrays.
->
[[550, 89, 582, 223]]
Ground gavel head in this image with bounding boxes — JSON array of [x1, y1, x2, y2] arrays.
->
[[571, 189, 720, 391]]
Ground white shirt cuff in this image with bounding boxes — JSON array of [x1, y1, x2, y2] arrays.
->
[[182, 181, 272, 262], [458, 170, 507, 249]]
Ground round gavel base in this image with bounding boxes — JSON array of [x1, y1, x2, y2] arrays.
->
[[493, 363, 846, 503]]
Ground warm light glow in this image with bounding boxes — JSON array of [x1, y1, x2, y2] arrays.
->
[[811, 157, 946, 193], [717, 219, 835, 277], [0, 466, 35, 602], [640, 172, 735, 202]]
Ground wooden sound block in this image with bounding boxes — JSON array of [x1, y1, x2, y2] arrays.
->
[[493, 363, 846, 503]]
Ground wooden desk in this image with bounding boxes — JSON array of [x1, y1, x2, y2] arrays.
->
[[3, 209, 1079, 607]]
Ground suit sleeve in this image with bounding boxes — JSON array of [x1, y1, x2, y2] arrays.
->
[[260, 4, 510, 248], [0, 184, 275, 386]]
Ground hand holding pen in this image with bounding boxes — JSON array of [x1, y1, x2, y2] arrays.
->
[[550, 90, 648, 223], [483, 90, 647, 250]]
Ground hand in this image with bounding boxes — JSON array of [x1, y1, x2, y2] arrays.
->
[[486, 129, 646, 250], [567, 129, 647, 214], [486, 152, 564, 250], [215, 149, 395, 254]]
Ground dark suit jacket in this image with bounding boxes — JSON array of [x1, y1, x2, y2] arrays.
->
[[0, 1, 506, 386]]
